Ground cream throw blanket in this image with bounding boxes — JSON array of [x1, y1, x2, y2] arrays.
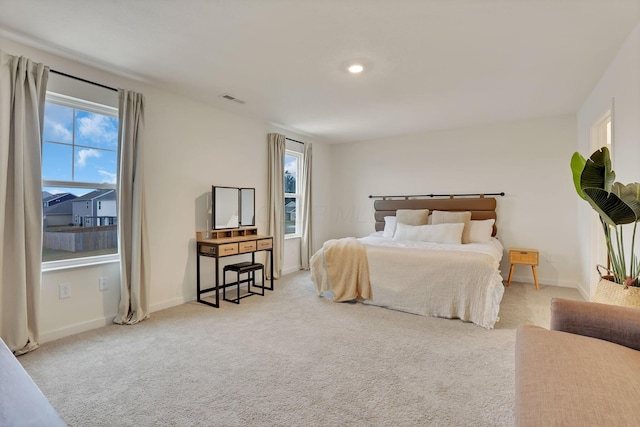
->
[[320, 237, 371, 302]]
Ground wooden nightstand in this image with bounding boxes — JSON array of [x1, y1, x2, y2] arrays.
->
[[507, 248, 539, 290]]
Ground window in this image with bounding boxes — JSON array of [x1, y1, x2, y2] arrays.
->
[[42, 93, 119, 265], [284, 150, 302, 237]]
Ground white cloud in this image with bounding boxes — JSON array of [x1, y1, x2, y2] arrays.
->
[[45, 118, 72, 142], [78, 114, 118, 146], [77, 148, 102, 167], [98, 170, 117, 184]]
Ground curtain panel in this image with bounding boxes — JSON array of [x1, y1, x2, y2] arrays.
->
[[267, 133, 285, 279], [300, 143, 313, 269], [0, 51, 48, 354], [114, 89, 150, 325]]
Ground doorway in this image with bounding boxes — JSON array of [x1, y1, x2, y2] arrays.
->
[[589, 108, 612, 295]]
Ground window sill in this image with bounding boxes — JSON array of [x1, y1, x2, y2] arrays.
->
[[285, 234, 301, 240], [42, 254, 120, 272]]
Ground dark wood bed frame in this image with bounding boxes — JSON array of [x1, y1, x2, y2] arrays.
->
[[373, 196, 498, 236]]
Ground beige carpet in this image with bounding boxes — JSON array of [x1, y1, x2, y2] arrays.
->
[[19, 271, 582, 427]]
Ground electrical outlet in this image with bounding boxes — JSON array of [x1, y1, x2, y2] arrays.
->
[[59, 283, 71, 299], [98, 277, 108, 291], [545, 254, 553, 263]]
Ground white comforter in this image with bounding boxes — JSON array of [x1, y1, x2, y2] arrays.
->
[[310, 232, 505, 329]]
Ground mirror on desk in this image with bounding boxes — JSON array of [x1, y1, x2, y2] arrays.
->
[[212, 186, 256, 229], [240, 188, 255, 227]]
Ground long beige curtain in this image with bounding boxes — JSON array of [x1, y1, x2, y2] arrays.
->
[[114, 89, 150, 325], [267, 133, 285, 279], [300, 142, 313, 269], [0, 51, 48, 354]]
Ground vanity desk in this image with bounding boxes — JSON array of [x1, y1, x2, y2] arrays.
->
[[196, 227, 274, 308]]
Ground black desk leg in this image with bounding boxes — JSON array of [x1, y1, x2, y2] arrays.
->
[[196, 249, 201, 302], [270, 249, 274, 290], [215, 257, 220, 307]]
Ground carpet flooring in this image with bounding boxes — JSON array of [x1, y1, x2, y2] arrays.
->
[[18, 271, 582, 426]]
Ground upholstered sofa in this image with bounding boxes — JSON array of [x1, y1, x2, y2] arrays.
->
[[515, 298, 640, 426]]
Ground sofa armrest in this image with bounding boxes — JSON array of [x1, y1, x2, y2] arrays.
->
[[550, 298, 640, 351]]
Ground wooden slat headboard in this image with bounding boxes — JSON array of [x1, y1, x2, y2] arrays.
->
[[374, 197, 498, 236]]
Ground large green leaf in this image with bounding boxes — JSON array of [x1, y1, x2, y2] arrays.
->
[[612, 182, 640, 220], [573, 146, 640, 226], [580, 146, 615, 193], [570, 152, 586, 200], [583, 187, 637, 226]]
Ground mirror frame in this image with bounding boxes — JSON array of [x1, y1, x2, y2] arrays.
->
[[212, 186, 239, 229], [211, 186, 256, 229]]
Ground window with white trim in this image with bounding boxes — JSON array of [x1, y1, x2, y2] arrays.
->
[[284, 150, 302, 238], [42, 93, 119, 265]]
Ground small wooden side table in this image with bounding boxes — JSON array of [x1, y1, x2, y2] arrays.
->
[[507, 248, 539, 290]]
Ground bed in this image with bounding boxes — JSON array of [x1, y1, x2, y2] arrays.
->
[[310, 196, 505, 329]]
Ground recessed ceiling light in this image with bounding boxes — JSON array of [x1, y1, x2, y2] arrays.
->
[[347, 64, 364, 74]]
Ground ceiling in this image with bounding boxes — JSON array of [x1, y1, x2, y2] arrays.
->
[[0, 0, 638, 143]]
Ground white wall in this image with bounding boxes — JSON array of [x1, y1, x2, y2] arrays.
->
[[329, 116, 582, 290], [0, 36, 331, 342], [577, 22, 640, 298]]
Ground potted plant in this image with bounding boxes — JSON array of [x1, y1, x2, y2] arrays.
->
[[571, 146, 640, 306]]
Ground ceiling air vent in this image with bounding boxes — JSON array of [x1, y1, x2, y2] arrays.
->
[[219, 93, 246, 104]]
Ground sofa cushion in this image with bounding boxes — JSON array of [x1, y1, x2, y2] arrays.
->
[[515, 325, 640, 426], [550, 298, 640, 351]]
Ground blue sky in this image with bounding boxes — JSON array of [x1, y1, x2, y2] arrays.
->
[[42, 102, 118, 186]]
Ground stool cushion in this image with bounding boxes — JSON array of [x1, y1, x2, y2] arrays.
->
[[224, 262, 264, 273]]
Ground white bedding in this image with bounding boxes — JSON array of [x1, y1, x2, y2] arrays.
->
[[310, 231, 505, 329]]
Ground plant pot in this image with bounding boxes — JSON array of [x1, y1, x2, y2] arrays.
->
[[593, 277, 640, 308]]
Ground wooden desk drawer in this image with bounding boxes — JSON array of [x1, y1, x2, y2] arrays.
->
[[219, 243, 239, 256], [199, 245, 216, 256], [239, 241, 257, 253], [510, 249, 538, 265], [257, 239, 273, 250]]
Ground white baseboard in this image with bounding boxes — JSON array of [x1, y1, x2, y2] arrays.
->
[[509, 274, 589, 300], [40, 315, 117, 344], [508, 274, 579, 289], [282, 265, 302, 276], [150, 296, 191, 313], [40, 296, 191, 344]]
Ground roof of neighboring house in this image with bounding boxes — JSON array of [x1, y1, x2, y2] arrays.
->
[[44, 199, 74, 215], [73, 189, 116, 202], [43, 192, 77, 205]]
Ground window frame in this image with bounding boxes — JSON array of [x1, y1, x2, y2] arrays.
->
[[284, 149, 303, 239], [41, 92, 120, 271]]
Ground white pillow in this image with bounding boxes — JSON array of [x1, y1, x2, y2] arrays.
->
[[431, 210, 472, 243], [383, 216, 397, 238], [468, 219, 495, 243], [392, 222, 464, 244]]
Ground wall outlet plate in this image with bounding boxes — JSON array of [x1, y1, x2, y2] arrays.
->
[[98, 277, 108, 291], [59, 283, 71, 299]]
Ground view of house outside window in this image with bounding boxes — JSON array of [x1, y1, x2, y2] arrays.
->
[[284, 151, 302, 236], [42, 93, 119, 263]]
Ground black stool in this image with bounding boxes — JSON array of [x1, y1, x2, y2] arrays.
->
[[223, 262, 265, 304]]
